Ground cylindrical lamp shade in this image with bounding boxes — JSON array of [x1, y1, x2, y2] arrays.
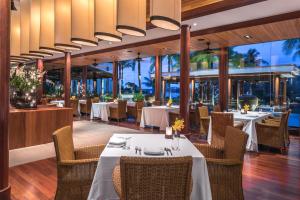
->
[[71, 0, 98, 46], [117, 0, 146, 37], [10, 4, 23, 62], [29, 0, 52, 57], [40, 0, 64, 54], [54, 0, 81, 51], [150, 0, 181, 31], [94, 0, 122, 42], [20, 0, 42, 59]]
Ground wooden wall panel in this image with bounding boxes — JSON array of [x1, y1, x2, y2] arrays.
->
[[9, 107, 73, 150]]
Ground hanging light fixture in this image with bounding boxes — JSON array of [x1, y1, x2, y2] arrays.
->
[[11, 0, 17, 11], [71, 0, 98, 46], [116, 0, 146, 37], [29, 0, 53, 57], [150, 0, 181, 31], [20, 0, 43, 59], [40, 0, 64, 54], [94, 0, 122, 42], [54, 0, 81, 51]]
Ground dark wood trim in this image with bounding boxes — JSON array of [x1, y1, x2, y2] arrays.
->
[[179, 25, 190, 135], [82, 66, 87, 97], [182, 0, 267, 21], [219, 47, 229, 111], [154, 55, 161, 102], [64, 52, 71, 107], [0, 0, 11, 199], [112, 61, 118, 98]]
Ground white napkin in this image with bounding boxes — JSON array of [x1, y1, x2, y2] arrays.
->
[[109, 138, 126, 145], [143, 147, 164, 155]]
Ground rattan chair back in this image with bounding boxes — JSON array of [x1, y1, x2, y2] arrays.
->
[[213, 105, 221, 112], [119, 156, 193, 200], [199, 106, 209, 118], [211, 112, 234, 147], [70, 99, 79, 116], [53, 126, 75, 162], [224, 126, 249, 161]]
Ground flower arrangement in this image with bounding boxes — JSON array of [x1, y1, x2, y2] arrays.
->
[[167, 98, 173, 107], [244, 104, 250, 112], [172, 118, 184, 133], [10, 65, 45, 108], [70, 96, 77, 100]]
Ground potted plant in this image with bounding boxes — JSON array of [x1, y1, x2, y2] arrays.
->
[[132, 92, 144, 102], [10, 65, 45, 109]]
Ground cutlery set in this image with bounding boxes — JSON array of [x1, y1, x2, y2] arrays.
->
[[135, 146, 142, 155], [164, 147, 173, 156]]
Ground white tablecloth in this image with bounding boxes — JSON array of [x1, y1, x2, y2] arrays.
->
[[50, 100, 64, 107], [207, 111, 272, 151], [140, 105, 180, 130], [90, 102, 116, 121], [88, 134, 212, 200]]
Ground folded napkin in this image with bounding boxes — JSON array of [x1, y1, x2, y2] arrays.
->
[[109, 138, 126, 145], [143, 147, 164, 156]]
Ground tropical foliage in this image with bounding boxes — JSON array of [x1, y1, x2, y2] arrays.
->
[[282, 38, 300, 60], [132, 92, 144, 102]]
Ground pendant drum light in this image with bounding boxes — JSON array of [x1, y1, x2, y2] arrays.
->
[[71, 0, 98, 46], [40, 0, 64, 54], [29, 0, 53, 57], [150, 0, 181, 31], [20, 0, 43, 59], [94, 0, 122, 42], [117, 0, 146, 37], [54, 0, 81, 51]]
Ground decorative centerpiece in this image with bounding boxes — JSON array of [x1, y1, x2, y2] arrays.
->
[[172, 118, 184, 136], [70, 96, 77, 100], [166, 98, 173, 107], [241, 104, 250, 114], [133, 92, 144, 102], [10, 65, 45, 109]]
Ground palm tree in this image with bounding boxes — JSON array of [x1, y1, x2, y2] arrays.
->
[[190, 51, 218, 69], [282, 38, 300, 60], [243, 48, 269, 67], [228, 48, 244, 68]]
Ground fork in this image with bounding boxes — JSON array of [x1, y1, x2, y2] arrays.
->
[[138, 147, 142, 155], [164, 147, 169, 156], [135, 146, 139, 154], [166, 148, 173, 156]]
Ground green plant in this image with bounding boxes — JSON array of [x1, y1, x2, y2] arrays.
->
[[133, 92, 144, 102], [103, 93, 113, 102]]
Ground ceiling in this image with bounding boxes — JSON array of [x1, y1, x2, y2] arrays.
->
[[45, 0, 300, 67]]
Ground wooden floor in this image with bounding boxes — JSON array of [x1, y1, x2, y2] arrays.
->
[[9, 119, 300, 200]]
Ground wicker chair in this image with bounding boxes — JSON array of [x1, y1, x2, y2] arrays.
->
[[213, 105, 221, 112], [127, 101, 144, 122], [80, 98, 92, 115], [70, 99, 79, 116], [91, 97, 100, 103], [194, 126, 249, 200], [109, 100, 127, 122], [112, 156, 193, 200], [152, 100, 162, 106], [199, 106, 210, 136], [211, 112, 234, 147], [53, 126, 105, 200], [256, 111, 289, 153]]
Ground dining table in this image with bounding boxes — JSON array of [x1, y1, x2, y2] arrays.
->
[[50, 99, 87, 114], [90, 102, 116, 121], [140, 105, 180, 130], [88, 133, 212, 200], [207, 111, 272, 151]]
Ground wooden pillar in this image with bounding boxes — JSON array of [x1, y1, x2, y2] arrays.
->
[[0, 1, 11, 199], [274, 76, 280, 106], [82, 66, 87, 98], [219, 47, 229, 111], [228, 78, 232, 108], [64, 52, 71, 107], [155, 55, 161, 102], [180, 25, 190, 134], [113, 61, 118, 98], [37, 59, 44, 103], [162, 79, 166, 103], [283, 79, 287, 106]]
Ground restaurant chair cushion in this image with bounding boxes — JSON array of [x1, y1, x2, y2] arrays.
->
[[53, 126, 75, 161]]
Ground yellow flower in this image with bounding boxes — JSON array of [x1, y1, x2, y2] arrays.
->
[[172, 118, 185, 132], [167, 98, 173, 107], [244, 104, 250, 111]]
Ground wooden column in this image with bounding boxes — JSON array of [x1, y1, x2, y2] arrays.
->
[[113, 61, 118, 98], [0, 0, 11, 199], [228, 78, 232, 108], [219, 47, 229, 111], [64, 52, 71, 107], [162, 79, 166, 103], [283, 79, 287, 106], [155, 55, 161, 102], [82, 66, 87, 97], [180, 25, 190, 134], [37, 59, 44, 103], [274, 76, 280, 106]]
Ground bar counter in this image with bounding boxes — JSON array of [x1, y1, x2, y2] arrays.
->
[[9, 106, 73, 150]]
